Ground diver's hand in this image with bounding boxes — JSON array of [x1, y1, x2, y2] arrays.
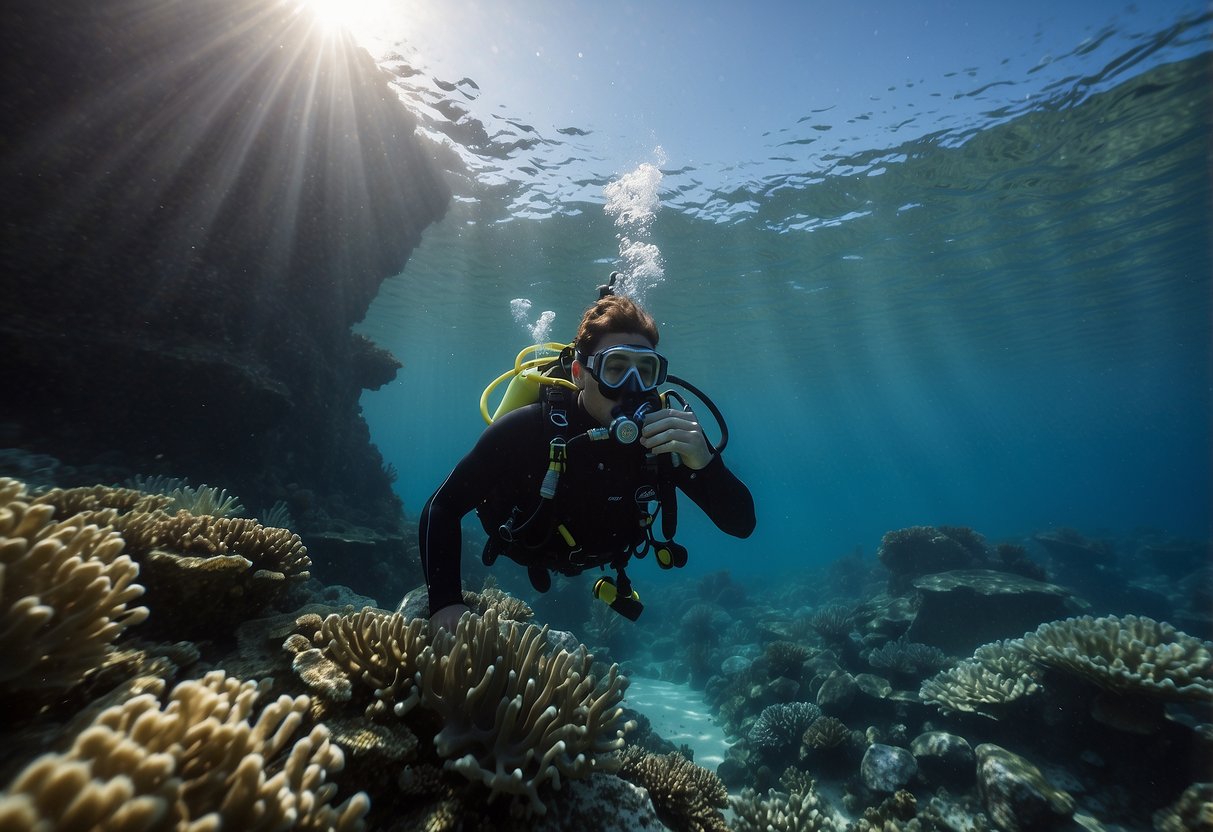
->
[[429, 603, 471, 634], [641, 407, 714, 470]]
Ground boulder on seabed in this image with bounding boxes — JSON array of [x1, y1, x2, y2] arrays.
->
[[911, 731, 975, 789], [907, 569, 1081, 655], [975, 743, 1075, 832], [861, 743, 918, 793]]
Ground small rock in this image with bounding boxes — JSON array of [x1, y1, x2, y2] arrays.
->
[[861, 743, 918, 792], [721, 655, 753, 675], [817, 670, 858, 713], [911, 731, 975, 789], [767, 675, 800, 701], [546, 628, 581, 655], [975, 743, 1075, 832]]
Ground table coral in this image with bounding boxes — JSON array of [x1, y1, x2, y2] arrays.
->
[[919, 641, 1041, 717], [1020, 614, 1213, 703]]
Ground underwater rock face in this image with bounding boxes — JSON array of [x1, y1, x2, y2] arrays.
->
[[0, 0, 450, 531], [975, 743, 1075, 832], [861, 743, 918, 792], [907, 569, 1077, 654]]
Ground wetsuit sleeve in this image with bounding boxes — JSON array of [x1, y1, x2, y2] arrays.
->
[[418, 407, 539, 613], [673, 453, 756, 538]]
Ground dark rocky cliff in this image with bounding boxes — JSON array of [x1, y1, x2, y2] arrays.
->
[[0, 0, 450, 542]]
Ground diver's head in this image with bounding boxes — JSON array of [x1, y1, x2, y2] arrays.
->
[[571, 295, 664, 428]]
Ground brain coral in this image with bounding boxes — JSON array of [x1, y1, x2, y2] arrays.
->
[[0, 477, 148, 699], [1020, 614, 1212, 703], [0, 670, 369, 831]]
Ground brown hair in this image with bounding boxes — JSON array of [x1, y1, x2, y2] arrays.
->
[[572, 295, 659, 358]]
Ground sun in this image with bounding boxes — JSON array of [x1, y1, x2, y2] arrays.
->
[[300, 0, 383, 37]]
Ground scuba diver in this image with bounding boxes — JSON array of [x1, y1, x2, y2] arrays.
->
[[419, 278, 755, 632]]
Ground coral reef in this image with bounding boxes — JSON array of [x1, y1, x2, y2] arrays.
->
[[0, 671, 369, 831], [0, 478, 148, 701], [878, 526, 981, 593], [616, 746, 730, 832], [417, 608, 631, 814]]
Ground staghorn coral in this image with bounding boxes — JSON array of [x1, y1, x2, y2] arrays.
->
[[1020, 614, 1213, 704], [0, 477, 149, 699], [417, 608, 632, 814], [616, 746, 729, 832], [0, 670, 369, 831], [749, 701, 822, 758], [730, 784, 839, 832], [1153, 782, 1213, 832], [920, 641, 1042, 717]]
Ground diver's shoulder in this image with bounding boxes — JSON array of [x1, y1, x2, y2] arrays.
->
[[485, 401, 546, 433]]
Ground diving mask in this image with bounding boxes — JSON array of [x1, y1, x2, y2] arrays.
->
[[584, 345, 668, 398]]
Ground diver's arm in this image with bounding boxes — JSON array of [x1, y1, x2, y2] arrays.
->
[[418, 468, 477, 615], [675, 453, 756, 538], [417, 405, 541, 617]]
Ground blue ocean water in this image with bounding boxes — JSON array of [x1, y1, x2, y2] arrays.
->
[[358, 11, 1211, 586]]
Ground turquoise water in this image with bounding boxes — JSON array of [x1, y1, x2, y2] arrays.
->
[[358, 12, 1210, 582]]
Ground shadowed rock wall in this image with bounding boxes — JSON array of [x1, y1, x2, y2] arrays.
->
[[0, 0, 449, 532]]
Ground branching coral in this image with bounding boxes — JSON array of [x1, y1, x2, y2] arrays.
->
[[1020, 614, 1213, 703], [868, 637, 950, 679], [810, 604, 857, 643], [0, 670, 369, 831], [730, 783, 839, 832], [749, 701, 822, 757], [616, 746, 729, 832], [32, 483, 174, 517], [1153, 782, 1213, 832], [0, 477, 149, 698], [919, 641, 1041, 717], [802, 716, 850, 751], [416, 608, 632, 814], [878, 526, 977, 590], [764, 640, 815, 679], [290, 608, 431, 719], [472, 585, 534, 622]]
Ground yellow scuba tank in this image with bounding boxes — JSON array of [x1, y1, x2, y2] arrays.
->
[[480, 343, 579, 424]]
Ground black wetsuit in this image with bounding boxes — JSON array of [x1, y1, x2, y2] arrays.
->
[[419, 398, 755, 614]]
